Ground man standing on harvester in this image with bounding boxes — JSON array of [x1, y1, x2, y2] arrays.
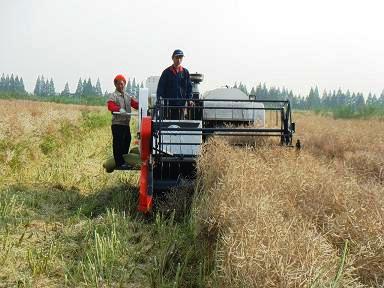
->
[[157, 49, 193, 120], [107, 74, 138, 169]]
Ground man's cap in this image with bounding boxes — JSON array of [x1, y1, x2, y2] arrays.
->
[[114, 74, 126, 84], [172, 49, 184, 58]]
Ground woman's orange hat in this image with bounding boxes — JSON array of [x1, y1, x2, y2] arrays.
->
[[114, 74, 126, 84]]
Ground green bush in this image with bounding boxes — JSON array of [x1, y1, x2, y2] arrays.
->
[[332, 105, 384, 119], [81, 111, 110, 129], [39, 135, 58, 155]]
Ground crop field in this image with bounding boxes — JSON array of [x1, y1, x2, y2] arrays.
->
[[0, 100, 383, 287], [197, 112, 384, 287]]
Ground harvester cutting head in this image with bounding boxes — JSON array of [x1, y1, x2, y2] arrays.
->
[[136, 75, 297, 213]]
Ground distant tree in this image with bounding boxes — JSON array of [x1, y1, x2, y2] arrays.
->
[[82, 77, 93, 96], [255, 83, 263, 99], [335, 89, 344, 106], [44, 79, 50, 96], [135, 83, 140, 97], [9, 74, 15, 92], [75, 78, 83, 96], [4, 75, 10, 91], [250, 87, 255, 95], [378, 90, 384, 106], [126, 78, 132, 94], [48, 78, 55, 95], [19, 77, 25, 93], [40, 76, 47, 96], [132, 78, 136, 95], [366, 93, 375, 105], [0, 74, 5, 91], [104, 90, 109, 97], [140, 81, 144, 88], [14, 75, 20, 92], [95, 78, 102, 96], [238, 82, 248, 95], [354, 93, 365, 108], [321, 90, 329, 107], [307, 86, 321, 108], [82, 79, 87, 95], [34, 76, 41, 95], [61, 82, 70, 96], [345, 90, 352, 105]]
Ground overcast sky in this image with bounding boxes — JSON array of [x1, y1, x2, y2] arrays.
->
[[1, 0, 383, 96]]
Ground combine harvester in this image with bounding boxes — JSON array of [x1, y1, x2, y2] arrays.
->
[[104, 74, 297, 213]]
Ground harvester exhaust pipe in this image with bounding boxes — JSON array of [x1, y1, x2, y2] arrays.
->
[[190, 73, 204, 120], [190, 73, 204, 99]]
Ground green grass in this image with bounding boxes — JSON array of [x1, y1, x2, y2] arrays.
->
[[0, 108, 217, 287], [0, 92, 106, 106], [314, 105, 384, 119], [0, 185, 216, 287]]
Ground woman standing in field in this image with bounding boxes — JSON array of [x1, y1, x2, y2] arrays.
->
[[107, 74, 138, 169]]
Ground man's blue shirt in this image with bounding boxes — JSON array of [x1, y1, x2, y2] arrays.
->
[[157, 66, 192, 106]]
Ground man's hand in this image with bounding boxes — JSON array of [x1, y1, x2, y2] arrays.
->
[[119, 108, 126, 113], [188, 101, 195, 107]]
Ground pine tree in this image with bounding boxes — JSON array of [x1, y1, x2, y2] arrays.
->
[[104, 90, 109, 97], [82, 77, 93, 96], [39, 76, 46, 96], [140, 81, 144, 88], [307, 87, 321, 109], [19, 77, 25, 93], [0, 73, 5, 91], [135, 83, 140, 97], [75, 78, 83, 96], [4, 75, 10, 91], [378, 90, 384, 106], [9, 74, 15, 92], [34, 76, 41, 95], [48, 78, 55, 96], [61, 82, 70, 96], [82, 79, 87, 95], [95, 78, 102, 96], [367, 93, 373, 105], [255, 83, 263, 99], [355, 93, 365, 108], [132, 78, 136, 95], [14, 76, 20, 92], [45, 79, 49, 96], [126, 78, 132, 94]]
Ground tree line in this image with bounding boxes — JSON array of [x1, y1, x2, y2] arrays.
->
[[235, 82, 384, 110], [32, 76, 144, 97], [0, 74, 26, 93], [2, 72, 383, 112]]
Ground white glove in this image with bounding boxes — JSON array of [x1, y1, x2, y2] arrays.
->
[[119, 108, 126, 113]]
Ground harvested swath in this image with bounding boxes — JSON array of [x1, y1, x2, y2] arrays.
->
[[195, 138, 384, 287]]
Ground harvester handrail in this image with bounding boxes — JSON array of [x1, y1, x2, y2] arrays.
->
[[150, 106, 282, 111], [157, 98, 290, 103], [159, 127, 284, 132]]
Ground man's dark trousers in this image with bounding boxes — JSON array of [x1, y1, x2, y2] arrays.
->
[[111, 124, 131, 167]]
